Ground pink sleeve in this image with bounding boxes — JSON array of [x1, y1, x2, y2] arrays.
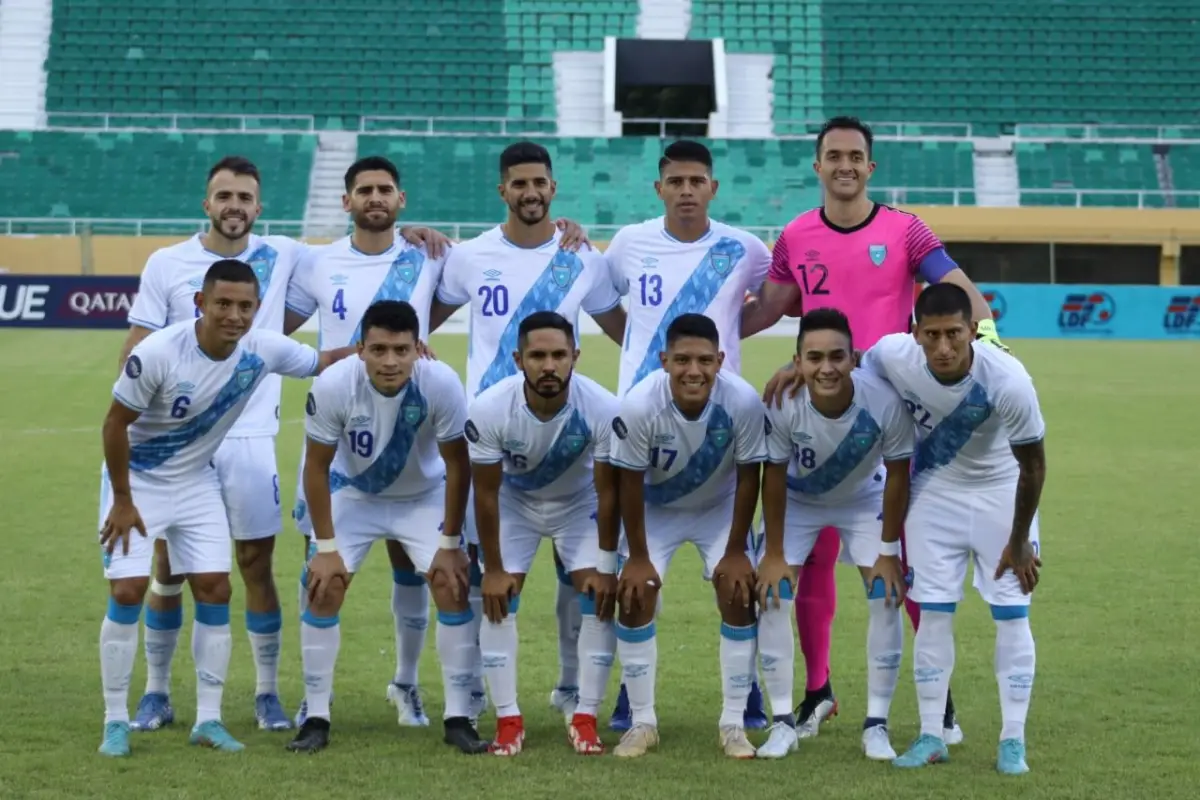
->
[[904, 215, 944, 274], [767, 232, 793, 285]]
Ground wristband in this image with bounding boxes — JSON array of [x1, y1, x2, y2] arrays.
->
[[314, 538, 338, 554], [438, 534, 461, 551], [879, 540, 901, 557], [596, 550, 618, 575]]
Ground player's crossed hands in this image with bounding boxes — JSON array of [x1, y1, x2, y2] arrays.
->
[[100, 497, 147, 556]]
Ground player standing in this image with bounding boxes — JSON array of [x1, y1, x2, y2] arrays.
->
[[858, 283, 1045, 775], [465, 311, 620, 756], [291, 300, 487, 754], [120, 156, 448, 733], [754, 309, 914, 760], [742, 116, 1003, 740], [603, 138, 773, 730], [608, 314, 768, 759], [97, 260, 352, 757], [432, 141, 626, 722]]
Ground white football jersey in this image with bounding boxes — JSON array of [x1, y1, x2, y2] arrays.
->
[[465, 373, 618, 504], [285, 234, 445, 347], [610, 370, 768, 510], [436, 226, 621, 398], [766, 370, 916, 507], [126, 233, 310, 438], [605, 218, 771, 397], [304, 357, 468, 502], [113, 321, 319, 482], [860, 334, 1046, 490]]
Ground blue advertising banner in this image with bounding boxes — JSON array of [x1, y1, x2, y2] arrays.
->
[[978, 284, 1200, 340], [0, 275, 139, 329]]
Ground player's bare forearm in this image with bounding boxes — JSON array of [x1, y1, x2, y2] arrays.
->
[[618, 467, 649, 559], [761, 462, 788, 558], [591, 306, 627, 346], [1010, 440, 1047, 545], [881, 459, 911, 545], [101, 401, 140, 498], [116, 326, 153, 375], [315, 346, 357, 375], [439, 438, 471, 540], [726, 462, 762, 556], [740, 281, 794, 338], [938, 268, 993, 323], [283, 309, 310, 336], [302, 441, 337, 541], [593, 461, 620, 553], [471, 462, 504, 571], [428, 300, 461, 334]]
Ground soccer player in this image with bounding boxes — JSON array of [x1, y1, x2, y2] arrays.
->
[[859, 283, 1045, 775], [741, 116, 1003, 740], [97, 260, 353, 757], [433, 141, 626, 722], [292, 300, 487, 754], [608, 313, 768, 759], [464, 311, 620, 756], [754, 308, 915, 761], [603, 138, 773, 730], [284, 155, 451, 729], [119, 156, 448, 733]]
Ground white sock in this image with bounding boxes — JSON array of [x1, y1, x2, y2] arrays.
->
[[914, 608, 955, 739], [143, 604, 181, 697], [994, 614, 1035, 742], [436, 608, 478, 720], [392, 572, 428, 687], [193, 603, 233, 726], [719, 622, 757, 728], [576, 596, 615, 717], [616, 621, 658, 728], [865, 595, 903, 721], [246, 609, 282, 697], [756, 597, 795, 718], [297, 566, 310, 617], [480, 605, 520, 718], [468, 583, 485, 698], [100, 602, 141, 724], [300, 611, 341, 721], [555, 578, 582, 689]]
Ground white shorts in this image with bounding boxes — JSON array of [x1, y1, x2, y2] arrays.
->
[[620, 503, 734, 583], [98, 465, 232, 580], [487, 490, 598, 576], [905, 486, 1041, 607], [213, 435, 281, 540], [780, 497, 882, 570], [327, 488, 446, 575]]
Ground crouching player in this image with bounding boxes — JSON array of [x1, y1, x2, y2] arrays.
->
[[754, 308, 915, 760], [609, 313, 767, 759], [465, 311, 620, 756], [293, 300, 487, 754], [97, 259, 354, 757], [861, 283, 1046, 775]]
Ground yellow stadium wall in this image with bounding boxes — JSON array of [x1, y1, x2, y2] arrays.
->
[[2, 207, 1199, 281]]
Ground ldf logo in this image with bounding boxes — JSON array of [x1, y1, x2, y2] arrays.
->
[[1058, 291, 1115, 333], [1164, 294, 1200, 335], [983, 290, 1007, 322]]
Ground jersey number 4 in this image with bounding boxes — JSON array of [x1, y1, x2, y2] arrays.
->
[[332, 289, 348, 321]]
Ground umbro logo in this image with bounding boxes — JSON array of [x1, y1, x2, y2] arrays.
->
[[483, 269, 502, 280]]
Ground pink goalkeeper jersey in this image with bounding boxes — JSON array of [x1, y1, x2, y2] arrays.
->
[[768, 204, 955, 349]]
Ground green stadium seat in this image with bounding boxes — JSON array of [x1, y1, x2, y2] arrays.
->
[[1016, 142, 1159, 207]]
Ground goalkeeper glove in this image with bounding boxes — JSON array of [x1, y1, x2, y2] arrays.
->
[[975, 318, 1009, 353]]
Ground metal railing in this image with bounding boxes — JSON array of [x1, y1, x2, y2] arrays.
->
[[1015, 189, 1200, 209]]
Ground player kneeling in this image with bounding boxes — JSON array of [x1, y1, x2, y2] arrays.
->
[[610, 314, 767, 759], [754, 309, 915, 760], [291, 300, 487, 755], [467, 311, 620, 756]]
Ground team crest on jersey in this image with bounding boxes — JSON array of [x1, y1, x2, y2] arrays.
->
[[869, 244, 887, 267], [187, 278, 203, 290], [250, 259, 271, 286], [563, 434, 586, 453], [963, 402, 991, 423], [710, 427, 731, 448], [552, 262, 573, 288], [397, 264, 416, 284], [236, 366, 257, 391], [711, 253, 732, 276], [403, 403, 423, 425]]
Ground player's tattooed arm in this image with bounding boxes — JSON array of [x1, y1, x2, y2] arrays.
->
[[115, 326, 154, 375], [439, 438, 471, 542], [302, 439, 339, 544], [1009, 440, 1047, 545]]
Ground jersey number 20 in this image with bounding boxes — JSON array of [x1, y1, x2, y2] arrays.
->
[[479, 285, 510, 317]]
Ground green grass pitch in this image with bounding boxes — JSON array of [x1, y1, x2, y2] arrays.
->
[[1, 330, 1197, 799]]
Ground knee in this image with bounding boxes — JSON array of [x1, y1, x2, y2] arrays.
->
[[307, 580, 346, 618], [153, 541, 183, 584], [109, 578, 149, 609], [618, 587, 657, 628], [235, 538, 275, 581], [428, 569, 468, 613], [189, 573, 232, 605]]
